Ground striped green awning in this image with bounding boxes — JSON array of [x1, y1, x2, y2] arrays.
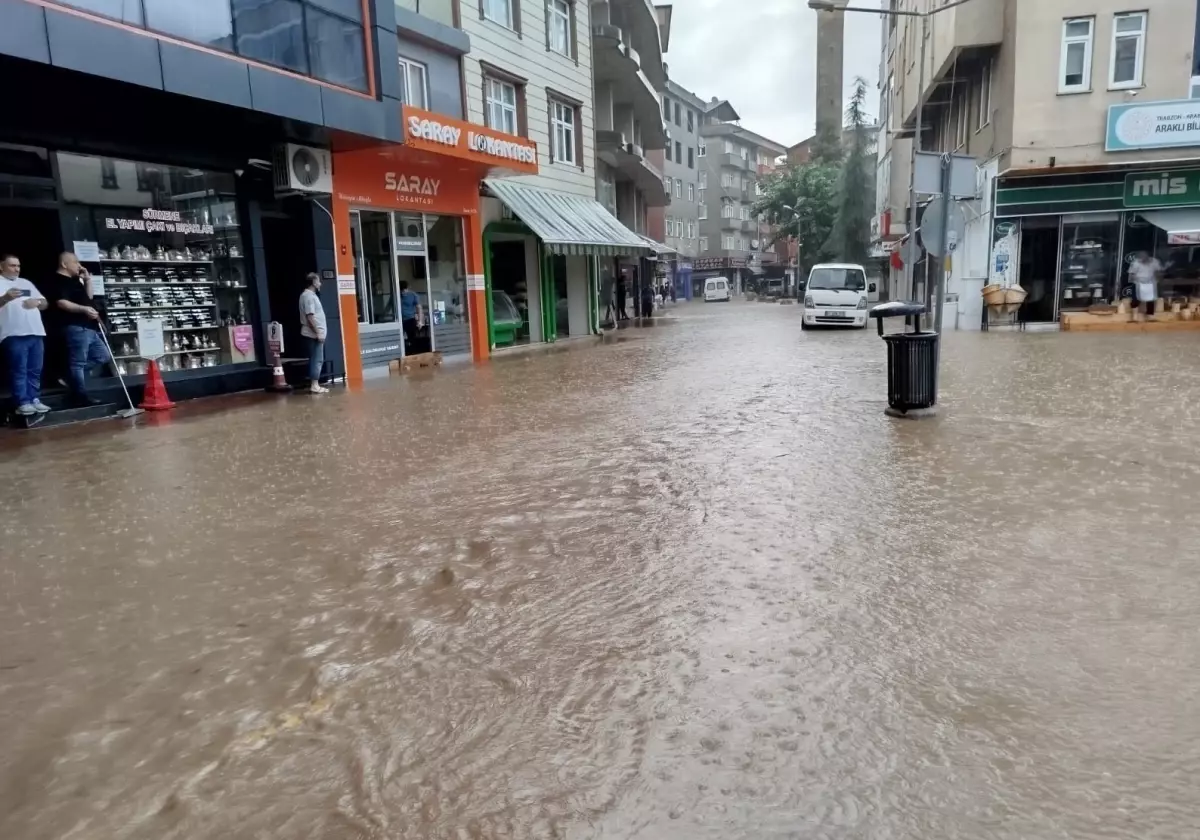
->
[[484, 178, 652, 257]]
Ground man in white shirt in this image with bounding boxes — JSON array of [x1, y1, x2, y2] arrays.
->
[[1129, 250, 1163, 319], [299, 272, 328, 394], [0, 254, 51, 416]]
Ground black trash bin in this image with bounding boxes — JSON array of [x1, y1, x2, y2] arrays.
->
[[869, 302, 938, 414]]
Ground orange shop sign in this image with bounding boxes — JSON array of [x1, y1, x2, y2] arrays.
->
[[401, 105, 539, 174], [333, 149, 481, 214]]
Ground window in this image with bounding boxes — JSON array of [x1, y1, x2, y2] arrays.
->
[[548, 0, 572, 57], [698, 204, 707, 220], [698, 171, 707, 188], [687, 221, 696, 239], [700, 236, 708, 251], [483, 0, 513, 28], [687, 109, 694, 132], [688, 183, 695, 201], [675, 141, 682, 162], [977, 60, 992, 129], [665, 140, 671, 162], [550, 99, 577, 164], [687, 147, 694, 169], [397, 0, 455, 26], [674, 102, 681, 126], [1109, 12, 1147, 89], [100, 158, 118, 189], [1059, 17, 1094, 93], [306, 5, 368, 89], [59, 0, 142, 24], [698, 140, 706, 157], [721, 200, 734, 218], [144, 0, 232, 47], [662, 95, 670, 120], [722, 234, 734, 249], [398, 56, 429, 108], [233, 0, 308, 76], [663, 175, 672, 193], [485, 76, 519, 134], [955, 100, 969, 149], [724, 140, 734, 154], [674, 179, 682, 198], [666, 218, 674, 237], [698, 188, 705, 204], [721, 172, 733, 188]]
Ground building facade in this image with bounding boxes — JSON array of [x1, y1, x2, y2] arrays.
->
[[876, 0, 1200, 328], [695, 101, 787, 297]]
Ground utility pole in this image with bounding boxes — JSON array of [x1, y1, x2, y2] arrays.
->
[[815, 0, 847, 143], [907, 4, 927, 305]]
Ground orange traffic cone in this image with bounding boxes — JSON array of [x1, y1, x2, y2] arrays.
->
[[266, 349, 292, 393], [139, 360, 176, 411]]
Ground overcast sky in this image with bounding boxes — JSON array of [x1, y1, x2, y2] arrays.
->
[[664, 0, 883, 147]]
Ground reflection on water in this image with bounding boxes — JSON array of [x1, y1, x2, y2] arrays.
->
[[2, 304, 1199, 839]]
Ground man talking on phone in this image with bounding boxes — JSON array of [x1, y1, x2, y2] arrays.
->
[[46, 251, 110, 406], [0, 254, 51, 416]]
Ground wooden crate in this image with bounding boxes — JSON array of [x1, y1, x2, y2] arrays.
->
[[388, 351, 444, 372]]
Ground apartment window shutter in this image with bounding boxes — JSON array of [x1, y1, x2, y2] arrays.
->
[[478, 0, 485, 19], [547, 99, 555, 163], [570, 1, 578, 65], [544, 0, 551, 50], [575, 105, 584, 169], [513, 0, 522, 36]]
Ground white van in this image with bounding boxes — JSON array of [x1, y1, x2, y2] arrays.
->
[[704, 278, 731, 302], [802, 263, 869, 329]]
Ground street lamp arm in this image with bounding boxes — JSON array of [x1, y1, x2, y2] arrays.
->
[[808, 0, 979, 17]]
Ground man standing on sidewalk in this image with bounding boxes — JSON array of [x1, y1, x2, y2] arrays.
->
[[0, 254, 50, 417], [46, 252, 109, 406], [299, 272, 328, 394]]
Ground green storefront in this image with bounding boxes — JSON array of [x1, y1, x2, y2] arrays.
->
[[992, 166, 1200, 322]]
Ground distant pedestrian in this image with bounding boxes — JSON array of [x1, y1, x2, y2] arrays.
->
[[616, 274, 629, 321], [299, 272, 328, 394], [1129, 250, 1163, 319], [0, 254, 50, 417]]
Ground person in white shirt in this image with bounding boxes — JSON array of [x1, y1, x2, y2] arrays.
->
[[0, 254, 50, 416], [299, 272, 328, 394], [1129, 250, 1163, 319]]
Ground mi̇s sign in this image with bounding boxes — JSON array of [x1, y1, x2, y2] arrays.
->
[[1124, 170, 1200, 208]]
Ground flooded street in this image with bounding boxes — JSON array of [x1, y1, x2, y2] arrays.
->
[[3, 300, 1200, 839]]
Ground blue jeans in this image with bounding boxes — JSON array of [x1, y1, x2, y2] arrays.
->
[[305, 336, 324, 383], [65, 325, 111, 395], [2, 335, 44, 406]]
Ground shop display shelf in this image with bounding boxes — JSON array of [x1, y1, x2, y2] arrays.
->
[[104, 280, 213, 286], [113, 348, 220, 360], [216, 285, 248, 290], [107, 304, 217, 311], [99, 259, 214, 265], [108, 326, 219, 335]]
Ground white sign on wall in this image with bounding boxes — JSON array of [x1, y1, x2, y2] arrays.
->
[[137, 318, 165, 360]]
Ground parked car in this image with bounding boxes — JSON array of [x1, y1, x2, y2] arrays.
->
[[704, 278, 731, 302], [763, 278, 786, 299], [801, 263, 869, 329]]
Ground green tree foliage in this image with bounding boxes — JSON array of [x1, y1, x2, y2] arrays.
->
[[825, 77, 874, 265], [753, 161, 839, 274]]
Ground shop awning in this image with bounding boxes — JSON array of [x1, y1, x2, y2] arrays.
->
[[1137, 209, 1200, 245], [484, 178, 651, 257], [639, 235, 676, 256]]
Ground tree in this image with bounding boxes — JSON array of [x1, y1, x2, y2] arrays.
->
[[824, 77, 874, 264], [753, 161, 840, 275]]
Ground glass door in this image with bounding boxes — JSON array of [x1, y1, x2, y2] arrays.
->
[[350, 211, 368, 323]]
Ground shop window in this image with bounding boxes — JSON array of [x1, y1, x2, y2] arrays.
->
[[547, 0, 573, 58], [549, 98, 579, 165], [425, 215, 470, 354], [1059, 214, 1121, 310], [1109, 12, 1147, 90], [56, 152, 250, 372], [57, 0, 142, 24], [1059, 17, 1094, 93], [484, 75, 520, 135], [306, 6, 368, 90], [233, 0, 309, 76], [1123, 213, 1200, 301], [144, 0, 233, 48], [399, 56, 429, 108]]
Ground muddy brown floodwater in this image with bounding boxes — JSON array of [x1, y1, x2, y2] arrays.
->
[[3, 300, 1200, 839]]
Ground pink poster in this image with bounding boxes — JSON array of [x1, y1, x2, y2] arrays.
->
[[232, 325, 253, 354]]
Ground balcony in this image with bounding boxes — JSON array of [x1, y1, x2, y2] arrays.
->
[[720, 153, 752, 171], [592, 0, 666, 90], [598, 134, 669, 207], [898, 1, 1003, 131], [593, 24, 667, 150]]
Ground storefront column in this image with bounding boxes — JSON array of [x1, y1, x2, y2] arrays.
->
[[464, 211, 489, 363], [331, 192, 364, 386]]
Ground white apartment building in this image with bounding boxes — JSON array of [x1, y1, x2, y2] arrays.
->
[[876, 0, 1200, 327]]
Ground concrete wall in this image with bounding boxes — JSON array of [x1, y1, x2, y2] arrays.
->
[[462, 0, 596, 197], [662, 82, 702, 256]]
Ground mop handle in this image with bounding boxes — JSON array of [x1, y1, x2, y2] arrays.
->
[[97, 323, 138, 412]]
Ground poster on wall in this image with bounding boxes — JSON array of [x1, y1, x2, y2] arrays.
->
[[990, 220, 1018, 287]]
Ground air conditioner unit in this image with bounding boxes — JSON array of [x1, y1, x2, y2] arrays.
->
[[273, 144, 333, 195]]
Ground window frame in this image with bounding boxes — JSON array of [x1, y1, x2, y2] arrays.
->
[[1108, 11, 1147, 90], [698, 203, 707, 220], [674, 178, 682, 199], [663, 174, 672, 193], [698, 170, 707, 188], [481, 0, 518, 32], [687, 146, 694, 169], [686, 220, 696, 239], [686, 109, 694, 132], [699, 235, 708, 252], [698, 140, 706, 158], [548, 96, 579, 166], [398, 55, 430, 109], [662, 95, 670, 121], [481, 67, 527, 136], [688, 182, 695, 202], [673, 101, 681, 126], [546, 0, 575, 59], [1059, 17, 1095, 94], [977, 59, 992, 130]]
